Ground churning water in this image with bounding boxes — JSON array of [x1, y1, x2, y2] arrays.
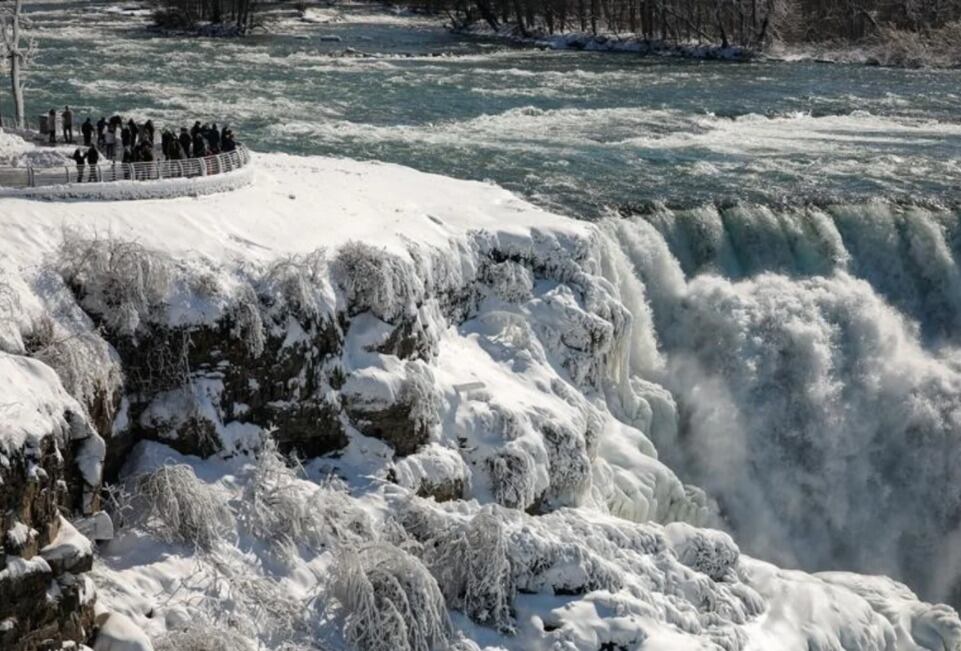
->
[[19, 0, 961, 217]]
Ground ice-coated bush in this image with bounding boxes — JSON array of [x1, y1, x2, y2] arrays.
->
[[260, 249, 333, 322], [664, 522, 740, 581], [485, 446, 538, 510], [202, 551, 313, 643], [398, 361, 441, 442], [332, 241, 421, 324], [540, 421, 592, 508], [153, 622, 256, 651], [228, 283, 266, 359], [330, 542, 451, 651], [136, 464, 234, 551], [397, 497, 769, 644], [238, 438, 372, 561], [25, 313, 122, 427], [421, 508, 515, 633], [485, 260, 534, 303], [58, 230, 172, 336]]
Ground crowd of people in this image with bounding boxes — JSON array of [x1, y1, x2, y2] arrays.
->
[[46, 106, 240, 182]]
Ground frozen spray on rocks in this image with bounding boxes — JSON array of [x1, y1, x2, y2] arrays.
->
[[0, 138, 959, 649]]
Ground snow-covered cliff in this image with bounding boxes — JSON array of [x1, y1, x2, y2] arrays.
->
[[1, 142, 959, 650]]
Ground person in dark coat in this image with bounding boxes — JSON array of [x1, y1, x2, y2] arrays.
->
[[170, 140, 184, 160], [121, 127, 131, 150], [161, 129, 173, 159], [192, 132, 206, 158], [222, 131, 237, 152], [72, 148, 85, 182], [96, 117, 107, 147], [178, 128, 192, 158], [127, 119, 139, 147], [81, 118, 94, 147], [208, 123, 220, 153], [190, 121, 202, 139], [143, 120, 155, 147], [220, 124, 229, 145], [86, 145, 100, 182]]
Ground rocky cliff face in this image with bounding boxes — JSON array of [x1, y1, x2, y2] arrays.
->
[[0, 354, 102, 650]]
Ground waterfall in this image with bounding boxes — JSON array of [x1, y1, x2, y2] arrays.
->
[[596, 198, 961, 605]]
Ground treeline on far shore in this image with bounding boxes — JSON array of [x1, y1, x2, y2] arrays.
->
[[150, 0, 961, 56], [409, 0, 961, 48]]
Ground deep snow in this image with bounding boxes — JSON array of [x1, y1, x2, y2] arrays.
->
[[2, 131, 960, 650]]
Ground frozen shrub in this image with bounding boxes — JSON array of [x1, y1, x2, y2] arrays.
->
[[422, 508, 515, 633], [153, 623, 256, 651], [238, 438, 372, 561], [398, 361, 441, 441], [540, 422, 591, 507], [486, 447, 537, 510], [136, 464, 234, 551], [25, 313, 122, 427], [330, 542, 451, 651], [203, 552, 312, 643], [485, 260, 534, 303], [58, 231, 172, 336], [260, 249, 332, 321], [664, 522, 739, 581], [228, 283, 266, 358], [333, 241, 420, 324]]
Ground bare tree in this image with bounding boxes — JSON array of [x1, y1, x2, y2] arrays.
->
[[0, 0, 34, 129]]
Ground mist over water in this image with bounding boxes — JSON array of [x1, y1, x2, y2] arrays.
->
[[19, 0, 961, 606], [598, 202, 961, 605]]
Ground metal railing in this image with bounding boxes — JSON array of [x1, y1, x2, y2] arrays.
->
[[0, 143, 251, 189]]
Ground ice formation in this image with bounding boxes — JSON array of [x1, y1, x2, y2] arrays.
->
[[1, 132, 959, 650]]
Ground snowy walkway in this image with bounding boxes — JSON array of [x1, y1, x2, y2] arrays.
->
[[0, 137, 251, 199]]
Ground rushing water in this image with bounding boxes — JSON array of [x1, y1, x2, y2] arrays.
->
[[16, 0, 961, 217]]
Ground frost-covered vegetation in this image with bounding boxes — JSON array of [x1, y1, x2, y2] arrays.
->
[[134, 464, 234, 551]]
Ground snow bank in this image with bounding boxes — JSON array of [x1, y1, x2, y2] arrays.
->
[[0, 351, 103, 467]]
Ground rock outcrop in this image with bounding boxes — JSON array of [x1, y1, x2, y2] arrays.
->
[[0, 353, 102, 650]]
